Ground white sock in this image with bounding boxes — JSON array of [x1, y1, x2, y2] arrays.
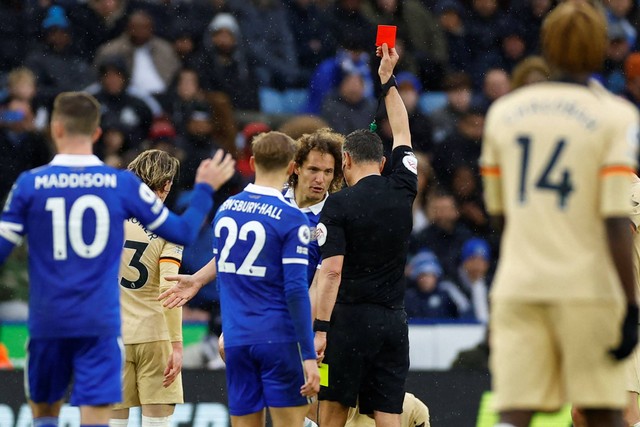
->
[[494, 424, 517, 427], [108, 419, 128, 427], [141, 416, 171, 427], [304, 418, 318, 427]]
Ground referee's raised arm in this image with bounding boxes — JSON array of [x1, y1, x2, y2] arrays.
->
[[376, 43, 411, 150]]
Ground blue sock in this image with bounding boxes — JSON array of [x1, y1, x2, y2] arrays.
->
[[33, 417, 58, 427]]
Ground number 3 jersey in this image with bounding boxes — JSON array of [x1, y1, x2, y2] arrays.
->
[[119, 219, 183, 344], [481, 80, 639, 301], [214, 183, 314, 356], [0, 155, 209, 339]]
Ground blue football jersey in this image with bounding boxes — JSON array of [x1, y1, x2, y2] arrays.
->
[[214, 184, 315, 359], [283, 187, 326, 287], [0, 155, 213, 338]]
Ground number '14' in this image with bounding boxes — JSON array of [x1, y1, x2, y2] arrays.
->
[[516, 136, 574, 208]]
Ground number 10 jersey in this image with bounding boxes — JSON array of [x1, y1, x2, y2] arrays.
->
[[0, 155, 201, 339]]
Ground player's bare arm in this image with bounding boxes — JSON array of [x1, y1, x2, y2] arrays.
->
[[606, 217, 639, 360], [376, 43, 410, 150], [159, 257, 217, 308], [301, 359, 321, 397], [314, 255, 344, 361]]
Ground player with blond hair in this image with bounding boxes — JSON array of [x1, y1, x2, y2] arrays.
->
[[109, 149, 186, 427], [480, 1, 639, 426], [0, 91, 235, 427]]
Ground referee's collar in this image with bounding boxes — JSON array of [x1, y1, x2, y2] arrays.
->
[[283, 187, 327, 215], [245, 183, 288, 203]]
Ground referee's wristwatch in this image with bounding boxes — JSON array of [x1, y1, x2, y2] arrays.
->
[[313, 319, 330, 333]]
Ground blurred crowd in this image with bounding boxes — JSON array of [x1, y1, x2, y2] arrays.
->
[[2, 0, 640, 328]]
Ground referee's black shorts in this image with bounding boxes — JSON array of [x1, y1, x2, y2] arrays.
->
[[319, 302, 409, 414]]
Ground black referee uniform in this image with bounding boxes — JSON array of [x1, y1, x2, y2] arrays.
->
[[317, 145, 418, 415]]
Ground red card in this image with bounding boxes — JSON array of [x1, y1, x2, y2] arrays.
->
[[376, 25, 397, 49]]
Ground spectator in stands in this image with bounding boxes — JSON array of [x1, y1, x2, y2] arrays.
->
[[605, 0, 636, 48], [450, 165, 489, 237], [320, 71, 377, 135], [95, 120, 128, 168], [0, 70, 52, 202], [432, 105, 485, 193], [168, 18, 198, 67], [235, 121, 271, 180], [498, 22, 529, 73], [192, 13, 259, 111], [325, 0, 376, 61], [233, 0, 299, 89], [475, 67, 510, 109], [431, 72, 473, 145], [307, 34, 375, 114], [600, 21, 632, 94], [396, 72, 434, 155], [410, 191, 473, 278], [454, 238, 491, 324], [94, 10, 180, 96], [67, 0, 129, 60], [513, 0, 552, 54], [435, 0, 471, 73], [404, 251, 472, 320], [277, 115, 330, 140], [25, 6, 95, 105], [510, 55, 550, 90], [178, 100, 222, 188], [166, 68, 208, 137], [0, 0, 31, 77], [91, 55, 153, 149], [0, 67, 49, 132], [622, 52, 640, 109], [466, 0, 511, 87], [285, 0, 337, 85], [361, 0, 448, 90]]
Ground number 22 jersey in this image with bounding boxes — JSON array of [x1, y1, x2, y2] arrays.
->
[[214, 183, 314, 359]]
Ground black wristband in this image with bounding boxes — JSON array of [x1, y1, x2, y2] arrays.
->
[[380, 75, 397, 97], [313, 319, 330, 333]]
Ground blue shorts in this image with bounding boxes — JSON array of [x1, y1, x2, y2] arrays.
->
[[26, 336, 123, 406], [225, 342, 308, 416]]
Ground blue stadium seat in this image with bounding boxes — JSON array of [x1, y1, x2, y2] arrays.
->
[[259, 87, 309, 114], [419, 92, 448, 115]]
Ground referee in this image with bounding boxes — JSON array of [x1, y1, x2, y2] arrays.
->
[[313, 44, 418, 427]]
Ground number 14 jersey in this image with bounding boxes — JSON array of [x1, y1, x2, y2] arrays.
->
[[481, 80, 639, 301]]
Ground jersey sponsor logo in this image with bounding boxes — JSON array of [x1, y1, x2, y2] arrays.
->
[[34, 173, 117, 190], [402, 153, 418, 175], [315, 223, 327, 246], [296, 246, 308, 255], [298, 225, 311, 245]]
